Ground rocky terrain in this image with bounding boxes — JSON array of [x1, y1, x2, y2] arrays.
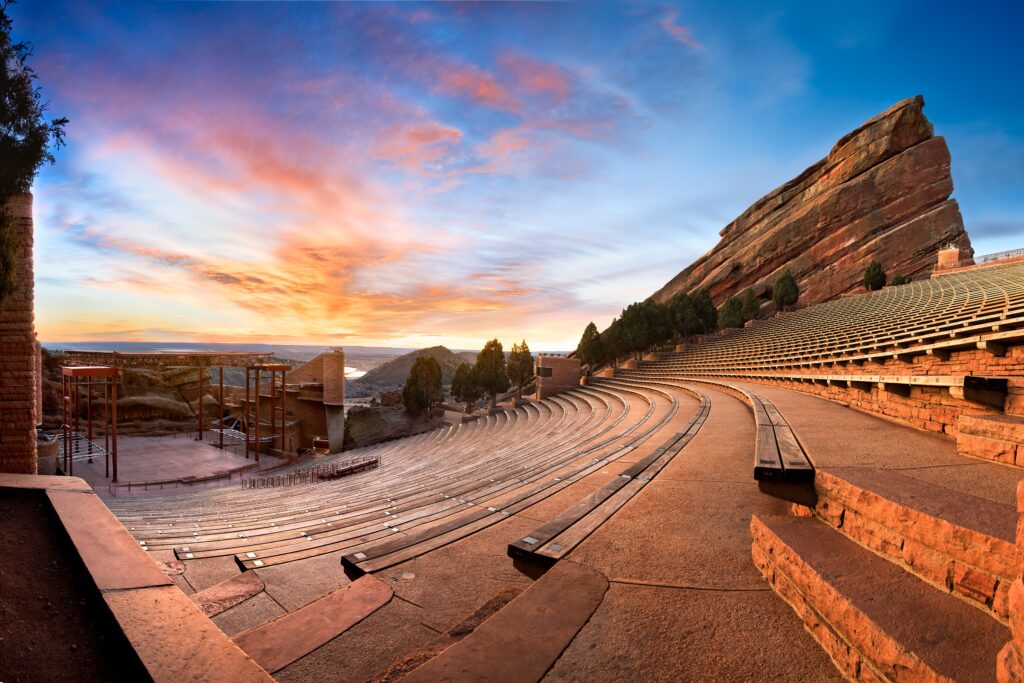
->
[[651, 95, 973, 311]]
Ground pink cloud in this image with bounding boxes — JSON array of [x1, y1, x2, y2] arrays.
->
[[372, 121, 463, 173], [432, 61, 522, 113], [659, 8, 703, 51], [498, 51, 572, 105]]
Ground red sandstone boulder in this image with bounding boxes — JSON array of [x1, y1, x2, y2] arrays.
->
[[651, 96, 973, 311]]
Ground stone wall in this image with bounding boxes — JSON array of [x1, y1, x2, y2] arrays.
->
[[651, 96, 972, 311], [694, 342, 1024, 440], [0, 195, 37, 473], [536, 355, 581, 399]]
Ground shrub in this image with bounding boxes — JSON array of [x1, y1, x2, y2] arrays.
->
[[890, 273, 911, 286], [863, 260, 887, 291], [772, 270, 799, 310], [718, 295, 745, 328], [740, 288, 759, 322]]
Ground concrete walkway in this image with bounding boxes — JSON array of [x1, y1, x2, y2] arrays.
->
[[734, 382, 1022, 506], [546, 386, 843, 682]]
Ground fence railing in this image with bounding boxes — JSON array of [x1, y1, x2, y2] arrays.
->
[[944, 247, 1024, 270], [241, 455, 380, 489]]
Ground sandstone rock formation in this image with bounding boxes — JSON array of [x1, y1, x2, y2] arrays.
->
[[651, 96, 972, 310]]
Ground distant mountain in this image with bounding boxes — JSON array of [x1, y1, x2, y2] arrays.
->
[[356, 346, 474, 387]]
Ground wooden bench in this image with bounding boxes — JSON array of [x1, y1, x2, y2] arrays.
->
[[507, 383, 710, 575]]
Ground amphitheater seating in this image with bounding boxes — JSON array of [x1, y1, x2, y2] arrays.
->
[[507, 384, 710, 572], [105, 383, 699, 580], [646, 261, 1024, 374]]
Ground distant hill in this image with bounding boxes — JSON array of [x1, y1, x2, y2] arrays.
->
[[356, 346, 476, 387]]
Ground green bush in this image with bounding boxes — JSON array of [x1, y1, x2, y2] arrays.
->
[[718, 295, 745, 328], [772, 270, 799, 310], [863, 260, 887, 291], [740, 288, 759, 322]]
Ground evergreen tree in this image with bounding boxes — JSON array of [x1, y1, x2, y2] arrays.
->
[[475, 338, 510, 408], [620, 301, 650, 359], [603, 318, 625, 367], [890, 273, 911, 286], [740, 288, 760, 322], [772, 270, 800, 310], [693, 288, 718, 334], [645, 299, 673, 347], [0, 1, 67, 308], [670, 292, 701, 340], [863, 260, 887, 291], [450, 362, 482, 413], [576, 322, 604, 369], [402, 355, 442, 415], [718, 295, 745, 328], [506, 340, 534, 399]]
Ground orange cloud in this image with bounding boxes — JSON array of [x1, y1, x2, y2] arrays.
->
[[372, 121, 463, 172]]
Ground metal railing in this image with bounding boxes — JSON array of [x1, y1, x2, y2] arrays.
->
[[977, 247, 1024, 264], [943, 247, 1024, 270], [241, 455, 380, 489]]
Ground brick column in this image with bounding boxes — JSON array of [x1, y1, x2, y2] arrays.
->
[[321, 349, 345, 453], [536, 355, 581, 400], [0, 194, 37, 473]]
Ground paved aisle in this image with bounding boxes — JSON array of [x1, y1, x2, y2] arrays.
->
[[736, 382, 1021, 506], [546, 386, 843, 682]]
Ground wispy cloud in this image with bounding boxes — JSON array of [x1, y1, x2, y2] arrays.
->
[[659, 7, 704, 51]]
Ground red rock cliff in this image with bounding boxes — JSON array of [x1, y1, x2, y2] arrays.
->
[[651, 96, 972, 310]]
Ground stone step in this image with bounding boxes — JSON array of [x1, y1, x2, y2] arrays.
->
[[399, 561, 608, 683], [190, 570, 265, 618], [752, 514, 1009, 682], [958, 414, 1024, 467], [808, 467, 1017, 621], [232, 575, 392, 674]]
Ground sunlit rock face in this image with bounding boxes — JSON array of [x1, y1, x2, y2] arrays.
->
[[651, 96, 973, 310]]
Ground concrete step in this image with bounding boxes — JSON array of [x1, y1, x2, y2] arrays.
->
[[808, 467, 1017, 621], [232, 575, 392, 674], [399, 561, 608, 683], [752, 514, 1008, 682], [958, 414, 1024, 467]]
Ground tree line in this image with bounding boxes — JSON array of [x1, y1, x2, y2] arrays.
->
[[576, 270, 801, 369], [402, 339, 535, 415]]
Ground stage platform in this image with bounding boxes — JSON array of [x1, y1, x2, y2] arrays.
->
[[72, 434, 257, 495]]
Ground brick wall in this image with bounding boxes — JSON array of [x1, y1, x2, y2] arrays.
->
[[0, 194, 37, 473], [701, 343, 1024, 438], [536, 355, 581, 399]]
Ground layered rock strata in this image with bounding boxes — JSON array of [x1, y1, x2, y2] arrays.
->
[[652, 96, 972, 309]]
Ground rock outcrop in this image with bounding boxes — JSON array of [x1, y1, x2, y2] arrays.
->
[[651, 96, 972, 310]]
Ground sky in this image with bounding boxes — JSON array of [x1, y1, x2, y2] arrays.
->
[[13, 0, 1024, 351]]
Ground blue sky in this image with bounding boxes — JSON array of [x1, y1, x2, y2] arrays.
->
[[13, 0, 1024, 349]]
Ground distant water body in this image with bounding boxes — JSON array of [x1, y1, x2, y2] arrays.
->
[[41, 341, 420, 362]]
